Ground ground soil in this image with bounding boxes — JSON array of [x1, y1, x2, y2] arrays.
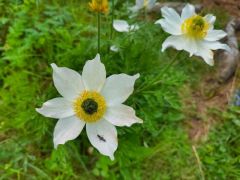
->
[[184, 72, 239, 142], [202, 0, 240, 17]]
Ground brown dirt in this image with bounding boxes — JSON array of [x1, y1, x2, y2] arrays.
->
[[202, 0, 240, 17], [184, 74, 239, 143]]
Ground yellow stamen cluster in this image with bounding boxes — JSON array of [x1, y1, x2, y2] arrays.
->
[[181, 15, 209, 39], [73, 91, 106, 123], [89, 0, 109, 14]]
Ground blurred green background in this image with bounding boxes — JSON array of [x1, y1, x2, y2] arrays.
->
[[0, 0, 239, 179]]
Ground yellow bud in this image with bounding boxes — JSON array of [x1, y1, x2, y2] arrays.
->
[[89, 0, 109, 14]]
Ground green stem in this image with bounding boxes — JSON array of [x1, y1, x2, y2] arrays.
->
[[151, 51, 180, 85], [144, 7, 147, 21], [97, 12, 101, 53], [110, 0, 114, 39], [136, 51, 181, 94]]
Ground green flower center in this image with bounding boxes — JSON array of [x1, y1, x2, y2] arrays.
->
[[81, 98, 98, 115]]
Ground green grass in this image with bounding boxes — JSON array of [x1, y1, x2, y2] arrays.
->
[[0, 0, 239, 179]]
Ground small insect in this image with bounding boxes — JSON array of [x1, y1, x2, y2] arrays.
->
[[97, 134, 106, 142]]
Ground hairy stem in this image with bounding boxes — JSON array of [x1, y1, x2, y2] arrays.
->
[[98, 12, 101, 53], [110, 0, 114, 39]]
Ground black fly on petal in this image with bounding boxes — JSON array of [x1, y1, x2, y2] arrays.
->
[[97, 134, 106, 142]]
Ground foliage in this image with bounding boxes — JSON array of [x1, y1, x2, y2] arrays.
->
[[0, 0, 239, 179], [200, 107, 240, 179]]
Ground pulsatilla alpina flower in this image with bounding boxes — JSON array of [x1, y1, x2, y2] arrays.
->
[[36, 54, 142, 160], [155, 4, 230, 66], [89, 0, 109, 14], [131, 0, 156, 13], [113, 20, 139, 33]]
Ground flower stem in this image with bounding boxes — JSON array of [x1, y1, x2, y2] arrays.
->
[[144, 7, 147, 21], [135, 51, 181, 94], [150, 51, 180, 85], [110, 0, 114, 39], [97, 12, 101, 53]]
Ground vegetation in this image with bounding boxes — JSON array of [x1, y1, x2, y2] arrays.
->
[[0, 0, 239, 179]]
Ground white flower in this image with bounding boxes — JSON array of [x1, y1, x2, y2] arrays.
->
[[36, 54, 142, 160], [130, 0, 156, 13], [113, 20, 139, 33], [155, 4, 231, 66]]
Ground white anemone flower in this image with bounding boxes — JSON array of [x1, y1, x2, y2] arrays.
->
[[155, 4, 230, 66], [113, 20, 139, 33], [130, 0, 156, 13], [36, 54, 142, 160]]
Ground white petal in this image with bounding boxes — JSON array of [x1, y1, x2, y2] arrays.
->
[[136, 0, 144, 8], [205, 30, 227, 41], [130, 0, 156, 12], [110, 45, 119, 52], [113, 20, 130, 32], [162, 35, 183, 52], [162, 35, 181, 51], [129, 24, 139, 31], [204, 14, 216, 30], [104, 104, 143, 127], [162, 35, 198, 56], [155, 19, 182, 35], [53, 116, 85, 148], [186, 38, 198, 56], [161, 6, 182, 26], [204, 14, 216, 24], [51, 63, 85, 101], [130, 5, 141, 13], [36, 97, 74, 119], [147, 0, 156, 9], [181, 4, 196, 20], [86, 120, 117, 160], [101, 73, 140, 106], [203, 41, 231, 52], [157, 6, 182, 35], [82, 54, 106, 92], [195, 41, 214, 66]]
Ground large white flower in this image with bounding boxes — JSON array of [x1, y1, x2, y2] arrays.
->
[[36, 54, 142, 160], [155, 4, 230, 66], [130, 0, 156, 13]]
